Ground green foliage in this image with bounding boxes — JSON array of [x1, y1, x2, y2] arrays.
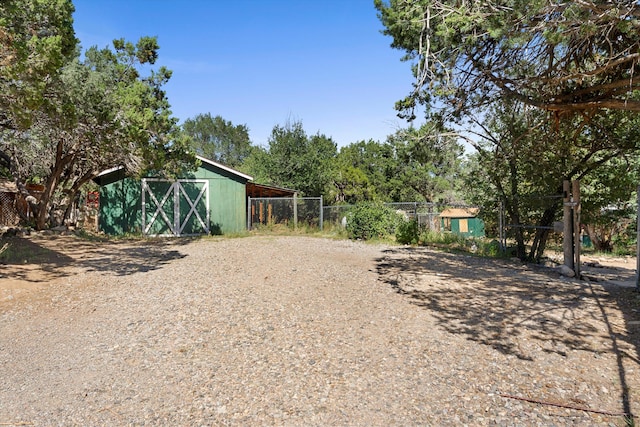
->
[[249, 119, 337, 196], [477, 239, 501, 257], [387, 122, 465, 203], [396, 218, 419, 245], [1, 3, 194, 230], [375, 0, 640, 117], [329, 140, 397, 203], [417, 232, 503, 258], [182, 113, 252, 168], [580, 156, 640, 252], [420, 230, 466, 247], [346, 202, 400, 240], [327, 124, 465, 205], [239, 145, 271, 183], [460, 99, 640, 261], [0, 0, 77, 131]]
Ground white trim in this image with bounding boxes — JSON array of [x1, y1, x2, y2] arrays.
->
[[97, 157, 253, 182], [196, 155, 253, 181], [177, 181, 209, 235], [142, 179, 177, 236], [142, 178, 210, 237], [96, 165, 124, 177]]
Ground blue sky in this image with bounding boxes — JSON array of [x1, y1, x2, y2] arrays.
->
[[72, 0, 418, 148]]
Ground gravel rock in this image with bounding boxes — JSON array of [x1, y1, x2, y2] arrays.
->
[[0, 236, 638, 425]]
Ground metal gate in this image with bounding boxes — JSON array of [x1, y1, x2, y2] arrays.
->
[[141, 179, 210, 236]]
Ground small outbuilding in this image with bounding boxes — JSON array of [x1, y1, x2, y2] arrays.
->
[[439, 207, 485, 238], [94, 156, 253, 236]]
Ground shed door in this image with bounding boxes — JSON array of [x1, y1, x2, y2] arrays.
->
[[142, 179, 210, 236]]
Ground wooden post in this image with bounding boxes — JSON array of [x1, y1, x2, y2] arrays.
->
[[319, 195, 323, 231], [247, 197, 251, 230], [293, 192, 298, 230], [572, 180, 581, 278], [563, 180, 574, 271]]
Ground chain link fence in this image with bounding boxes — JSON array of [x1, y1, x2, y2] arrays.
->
[[247, 197, 485, 235], [0, 192, 21, 226], [248, 197, 323, 230], [323, 202, 482, 233]]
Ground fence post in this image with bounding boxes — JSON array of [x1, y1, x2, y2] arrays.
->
[[247, 196, 251, 230], [293, 192, 298, 230], [563, 180, 574, 271], [319, 195, 323, 231]]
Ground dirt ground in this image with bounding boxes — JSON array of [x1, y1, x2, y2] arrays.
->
[[1, 232, 639, 425], [0, 232, 192, 304], [2, 232, 635, 307]]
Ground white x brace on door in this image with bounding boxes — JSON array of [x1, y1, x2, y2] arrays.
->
[[141, 179, 210, 236]]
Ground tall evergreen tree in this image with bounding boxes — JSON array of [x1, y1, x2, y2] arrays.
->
[[182, 113, 252, 168]]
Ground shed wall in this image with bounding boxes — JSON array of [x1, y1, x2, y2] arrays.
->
[[98, 164, 248, 236], [99, 177, 142, 235], [448, 217, 485, 238], [190, 166, 247, 234]]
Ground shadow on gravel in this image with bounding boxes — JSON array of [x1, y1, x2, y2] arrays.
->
[[0, 236, 75, 283], [592, 283, 640, 421], [376, 246, 640, 419], [77, 241, 188, 276], [0, 235, 191, 281]]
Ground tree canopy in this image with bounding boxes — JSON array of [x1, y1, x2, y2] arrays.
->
[[0, 0, 76, 168], [265, 120, 337, 196], [182, 113, 252, 168], [463, 98, 640, 260], [375, 0, 640, 120], [388, 122, 464, 203], [240, 120, 337, 197], [1, 0, 193, 229]]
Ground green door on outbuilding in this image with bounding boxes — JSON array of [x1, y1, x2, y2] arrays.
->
[[94, 156, 253, 236], [142, 178, 210, 236], [439, 207, 485, 238]]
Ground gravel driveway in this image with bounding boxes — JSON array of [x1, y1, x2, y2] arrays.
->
[[0, 235, 638, 425]]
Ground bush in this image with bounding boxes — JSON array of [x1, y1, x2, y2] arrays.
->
[[396, 218, 419, 244], [477, 239, 501, 257], [420, 230, 466, 246], [346, 203, 400, 240]]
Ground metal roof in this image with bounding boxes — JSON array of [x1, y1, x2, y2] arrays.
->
[[439, 207, 480, 218], [246, 182, 298, 198], [196, 156, 253, 181], [94, 155, 254, 183]]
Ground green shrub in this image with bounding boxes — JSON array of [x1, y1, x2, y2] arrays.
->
[[396, 218, 419, 244], [420, 230, 466, 246], [478, 239, 501, 257], [346, 203, 400, 240]]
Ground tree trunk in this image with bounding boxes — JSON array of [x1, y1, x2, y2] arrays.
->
[[33, 140, 74, 230], [585, 224, 613, 252], [61, 170, 98, 225], [34, 171, 60, 230], [504, 201, 527, 259], [529, 204, 559, 262]]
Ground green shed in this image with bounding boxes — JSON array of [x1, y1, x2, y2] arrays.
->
[[440, 207, 485, 238], [94, 156, 253, 236]]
